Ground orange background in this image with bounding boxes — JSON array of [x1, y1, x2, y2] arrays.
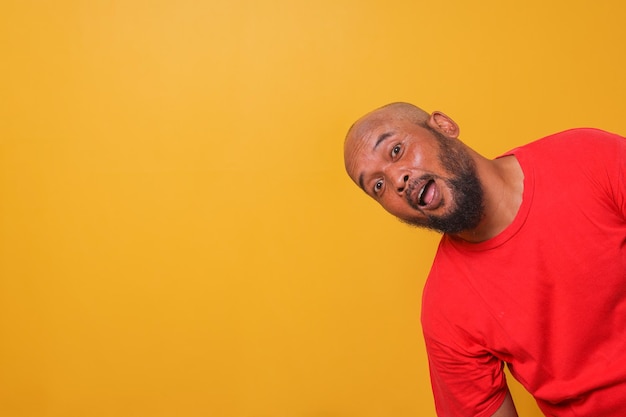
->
[[2, 1, 625, 416]]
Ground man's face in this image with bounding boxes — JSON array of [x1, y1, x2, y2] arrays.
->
[[344, 116, 484, 234]]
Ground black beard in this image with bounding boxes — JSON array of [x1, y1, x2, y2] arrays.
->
[[400, 126, 484, 234]]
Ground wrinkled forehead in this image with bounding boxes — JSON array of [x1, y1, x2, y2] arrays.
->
[[345, 110, 395, 150], [343, 115, 394, 180], [347, 110, 393, 143]]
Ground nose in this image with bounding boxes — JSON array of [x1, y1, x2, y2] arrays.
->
[[393, 173, 410, 194]]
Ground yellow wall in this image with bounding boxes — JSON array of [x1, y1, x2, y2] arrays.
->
[[1, 1, 625, 416]]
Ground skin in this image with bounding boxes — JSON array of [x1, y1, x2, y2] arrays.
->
[[344, 103, 524, 416], [493, 392, 519, 417], [344, 102, 524, 243]]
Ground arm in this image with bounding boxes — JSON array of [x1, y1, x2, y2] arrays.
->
[[491, 391, 518, 417]]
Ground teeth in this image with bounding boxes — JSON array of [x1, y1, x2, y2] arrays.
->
[[417, 180, 434, 207], [417, 183, 427, 206]]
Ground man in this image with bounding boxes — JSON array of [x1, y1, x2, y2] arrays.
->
[[343, 102, 626, 417]]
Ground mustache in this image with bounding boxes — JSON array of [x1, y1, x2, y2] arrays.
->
[[405, 175, 435, 209]]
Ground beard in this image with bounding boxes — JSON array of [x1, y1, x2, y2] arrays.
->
[[400, 126, 484, 234]]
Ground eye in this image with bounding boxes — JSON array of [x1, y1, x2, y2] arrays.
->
[[374, 180, 383, 194], [391, 144, 401, 157]]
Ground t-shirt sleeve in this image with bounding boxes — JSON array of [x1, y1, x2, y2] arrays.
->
[[424, 331, 509, 417], [422, 266, 510, 417], [569, 129, 626, 219], [612, 132, 626, 217]]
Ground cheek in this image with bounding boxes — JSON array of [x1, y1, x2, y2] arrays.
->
[[407, 141, 438, 164], [379, 195, 409, 217], [408, 151, 425, 167]]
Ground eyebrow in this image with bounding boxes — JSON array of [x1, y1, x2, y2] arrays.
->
[[357, 131, 394, 192], [374, 131, 394, 149]]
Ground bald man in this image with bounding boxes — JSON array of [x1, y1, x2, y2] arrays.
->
[[343, 103, 626, 417]]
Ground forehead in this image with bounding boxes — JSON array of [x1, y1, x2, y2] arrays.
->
[[344, 116, 409, 172]]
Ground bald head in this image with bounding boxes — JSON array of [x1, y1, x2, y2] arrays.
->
[[374, 102, 431, 123], [345, 102, 430, 148], [341, 102, 486, 235], [344, 102, 433, 182]]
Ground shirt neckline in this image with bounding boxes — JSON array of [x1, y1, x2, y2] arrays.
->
[[445, 149, 534, 252]]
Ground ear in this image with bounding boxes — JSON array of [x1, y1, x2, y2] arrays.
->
[[427, 111, 460, 138]]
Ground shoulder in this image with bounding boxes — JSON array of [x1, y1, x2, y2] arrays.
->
[[422, 246, 511, 416], [505, 128, 625, 182], [511, 128, 625, 156], [421, 238, 475, 338]]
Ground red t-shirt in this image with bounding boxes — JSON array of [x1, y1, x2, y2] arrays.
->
[[422, 128, 626, 416]]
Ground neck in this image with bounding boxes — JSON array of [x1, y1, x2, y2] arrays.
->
[[453, 154, 524, 243]]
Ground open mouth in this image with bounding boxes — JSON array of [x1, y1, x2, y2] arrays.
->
[[418, 179, 436, 207]]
